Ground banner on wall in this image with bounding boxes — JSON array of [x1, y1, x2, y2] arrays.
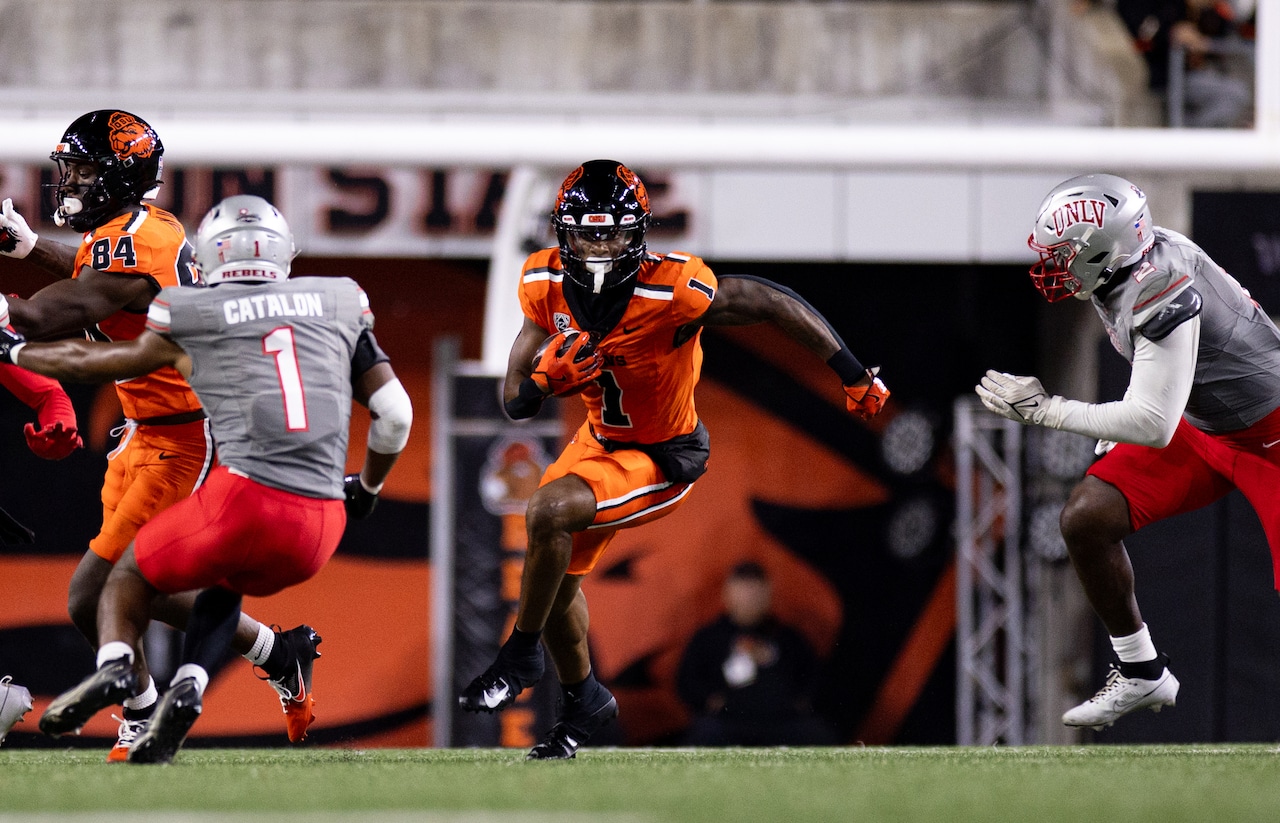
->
[[0, 163, 694, 260], [439, 366, 566, 748]]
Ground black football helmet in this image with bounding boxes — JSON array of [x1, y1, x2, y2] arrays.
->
[[47, 110, 164, 232], [552, 159, 652, 293]]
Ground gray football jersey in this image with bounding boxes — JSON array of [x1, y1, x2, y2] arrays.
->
[[1094, 227, 1280, 432], [148, 276, 373, 498]]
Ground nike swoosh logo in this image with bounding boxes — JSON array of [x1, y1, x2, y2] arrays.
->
[[1264, 439, 1280, 449], [622, 325, 642, 334], [1112, 680, 1164, 713], [290, 661, 307, 704], [1112, 692, 1148, 712], [483, 682, 510, 709], [158, 453, 178, 460]]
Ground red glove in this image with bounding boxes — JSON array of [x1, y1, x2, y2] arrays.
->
[[25, 420, 83, 460], [530, 331, 602, 396], [843, 367, 890, 420]]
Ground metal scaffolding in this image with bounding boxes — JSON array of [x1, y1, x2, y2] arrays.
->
[[954, 396, 1028, 745]]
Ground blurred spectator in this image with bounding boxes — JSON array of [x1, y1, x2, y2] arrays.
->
[[1116, 0, 1252, 127], [676, 562, 839, 746]]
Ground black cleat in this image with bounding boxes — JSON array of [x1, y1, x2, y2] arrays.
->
[[39, 658, 138, 738], [527, 687, 618, 760], [128, 678, 202, 765], [459, 646, 545, 714], [263, 625, 321, 742]]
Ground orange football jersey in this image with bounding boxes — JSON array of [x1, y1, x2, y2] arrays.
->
[[72, 204, 202, 421], [518, 249, 718, 444]]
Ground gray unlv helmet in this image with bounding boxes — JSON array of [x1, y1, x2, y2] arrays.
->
[[1028, 173, 1155, 302], [193, 194, 297, 285]]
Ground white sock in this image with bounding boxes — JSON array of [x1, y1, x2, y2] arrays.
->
[[1111, 623, 1158, 664], [96, 641, 134, 669], [123, 676, 157, 711], [171, 664, 210, 698], [243, 623, 275, 667]]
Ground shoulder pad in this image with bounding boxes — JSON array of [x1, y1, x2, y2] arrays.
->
[[1140, 286, 1202, 341]]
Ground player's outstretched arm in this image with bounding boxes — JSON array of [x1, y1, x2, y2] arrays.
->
[[698, 274, 889, 419], [975, 316, 1197, 448], [0, 198, 79, 279], [7, 267, 156, 341], [0, 364, 83, 460], [1, 325, 187, 384]]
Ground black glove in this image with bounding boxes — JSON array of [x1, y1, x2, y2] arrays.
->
[[343, 473, 379, 520], [0, 504, 34, 544], [0, 326, 25, 365]]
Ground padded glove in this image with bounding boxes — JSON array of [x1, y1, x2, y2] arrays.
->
[[344, 473, 379, 520], [976, 370, 1049, 424], [844, 366, 890, 419], [529, 330, 602, 397], [0, 199, 37, 259]]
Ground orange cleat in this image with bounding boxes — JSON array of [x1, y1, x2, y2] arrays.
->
[[263, 625, 321, 743], [107, 714, 147, 762]]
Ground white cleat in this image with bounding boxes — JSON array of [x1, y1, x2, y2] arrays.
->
[[1063, 660, 1179, 731]]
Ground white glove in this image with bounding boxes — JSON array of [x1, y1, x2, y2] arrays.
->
[[975, 370, 1050, 425], [1095, 439, 1117, 456], [0, 199, 37, 259]]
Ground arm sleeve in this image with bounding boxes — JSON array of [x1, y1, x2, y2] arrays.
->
[[350, 329, 391, 385], [1037, 315, 1199, 448], [0, 363, 68, 413]]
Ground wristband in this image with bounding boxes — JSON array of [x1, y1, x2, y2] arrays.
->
[[504, 377, 547, 420], [827, 346, 866, 385]]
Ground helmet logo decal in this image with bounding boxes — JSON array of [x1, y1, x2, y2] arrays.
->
[[555, 166, 585, 210], [615, 165, 650, 212], [107, 112, 157, 162], [1048, 199, 1106, 238]]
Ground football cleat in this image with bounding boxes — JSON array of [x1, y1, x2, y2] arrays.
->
[[459, 646, 545, 714], [263, 625, 321, 743], [107, 714, 148, 763], [39, 658, 138, 738], [1063, 656, 1179, 731], [0, 676, 33, 745], [128, 678, 202, 765], [527, 686, 618, 760]]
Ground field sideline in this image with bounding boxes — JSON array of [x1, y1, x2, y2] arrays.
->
[[2, 745, 1278, 822]]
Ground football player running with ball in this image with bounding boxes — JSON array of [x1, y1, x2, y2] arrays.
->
[[17, 195, 411, 763], [0, 112, 332, 757], [977, 173, 1280, 731], [458, 159, 888, 759]]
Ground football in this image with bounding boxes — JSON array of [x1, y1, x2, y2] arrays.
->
[[532, 330, 596, 367]]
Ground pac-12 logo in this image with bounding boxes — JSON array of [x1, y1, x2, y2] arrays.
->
[[1048, 199, 1106, 238]]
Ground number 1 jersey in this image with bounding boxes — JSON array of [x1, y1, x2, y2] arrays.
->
[[146, 276, 374, 499]]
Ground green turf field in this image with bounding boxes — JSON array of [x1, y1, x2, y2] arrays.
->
[[2, 745, 1278, 822]]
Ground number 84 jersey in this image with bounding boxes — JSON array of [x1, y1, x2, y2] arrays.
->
[[146, 276, 374, 499]]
